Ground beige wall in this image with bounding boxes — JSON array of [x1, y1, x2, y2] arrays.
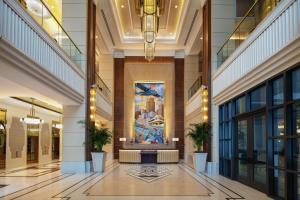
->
[[122, 62, 175, 149], [0, 98, 61, 170]]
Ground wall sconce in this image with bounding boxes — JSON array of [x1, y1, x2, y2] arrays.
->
[[119, 137, 127, 142], [172, 138, 179, 142]]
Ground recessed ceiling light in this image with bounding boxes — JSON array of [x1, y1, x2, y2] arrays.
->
[[95, 35, 98, 39], [121, 5, 125, 8], [174, 5, 178, 9]]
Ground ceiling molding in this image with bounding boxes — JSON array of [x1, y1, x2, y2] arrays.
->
[[95, 0, 205, 56]]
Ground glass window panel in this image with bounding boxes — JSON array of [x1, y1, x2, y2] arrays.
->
[[293, 103, 300, 135], [238, 120, 247, 159], [274, 169, 285, 198], [219, 123, 224, 140], [236, 96, 246, 114], [292, 68, 300, 100], [238, 160, 248, 178], [273, 109, 285, 136], [273, 77, 284, 105], [224, 122, 229, 139], [251, 86, 266, 110], [253, 115, 267, 185], [274, 139, 285, 168], [291, 138, 300, 171]]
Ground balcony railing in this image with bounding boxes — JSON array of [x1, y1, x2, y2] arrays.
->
[[18, 0, 82, 67], [188, 76, 202, 100], [96, 73, 111, 103], [217, 0, 282, 68]]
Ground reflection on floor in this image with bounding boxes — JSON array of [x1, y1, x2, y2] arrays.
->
[[0, 162, 272, 200]]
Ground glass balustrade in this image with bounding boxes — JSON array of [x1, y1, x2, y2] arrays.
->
[[188, 76, 202, 100], [96, 73, 112, 103], [217, 0, 281, 68], [18, 0, 82, 67]]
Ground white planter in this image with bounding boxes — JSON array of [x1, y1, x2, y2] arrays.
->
[[91, 152, 106, 172], [193, 152, 207, 173]]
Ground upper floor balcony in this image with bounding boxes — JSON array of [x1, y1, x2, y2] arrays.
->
[[95, 73, 112, 120], [216, 0, 282, 68], [0, 0, 85, 103], [213, 0, 300, 104]]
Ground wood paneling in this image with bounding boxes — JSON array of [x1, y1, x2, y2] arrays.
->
[[175, 58, 185, 159], [125, 56, 174, 64], [86, 0, 96, 161], [202, 0, 212, 161], [113, 58, 125, 159]]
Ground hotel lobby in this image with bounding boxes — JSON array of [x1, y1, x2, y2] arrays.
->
[[0, 0, 299, 199]]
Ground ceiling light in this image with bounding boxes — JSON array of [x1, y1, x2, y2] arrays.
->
[[20, 98, 44, 125], [52, 123, 63, 129], [140, 0, 160, 61], [121, 4, 125, 8], [25, 0, 51, 19], [174, 5, 178, 9]]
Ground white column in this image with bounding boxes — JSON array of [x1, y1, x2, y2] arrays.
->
[[61, 103, 87, 173]]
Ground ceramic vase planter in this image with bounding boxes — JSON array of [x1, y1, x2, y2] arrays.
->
[[91, 152, 106, 172], [193, 152, 207, 173]]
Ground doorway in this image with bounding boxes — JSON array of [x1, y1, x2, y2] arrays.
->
[[0, 109, 6, 169], [27, 136, 39, 163], [27, 123, 39, 164], [236, 113, 267, 192]]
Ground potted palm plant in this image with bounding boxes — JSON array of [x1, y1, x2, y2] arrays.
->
[[79, 121, 112, 172], [186, 122, 210, 172]]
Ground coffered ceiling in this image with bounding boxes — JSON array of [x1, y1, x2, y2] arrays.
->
[[95, 0, 205, 56]]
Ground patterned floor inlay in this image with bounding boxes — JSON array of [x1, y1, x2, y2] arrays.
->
[[127, 165, 172, 182], [84, 164, 213, 197], [0, 163, 60, 177]]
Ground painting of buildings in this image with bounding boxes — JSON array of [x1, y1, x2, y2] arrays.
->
[[134, 82, 164, 144]]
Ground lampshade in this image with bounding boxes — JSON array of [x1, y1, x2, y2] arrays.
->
[[119, 137, 127, 142], [20, 117, 44, 125], [172, 138, 179, 142]]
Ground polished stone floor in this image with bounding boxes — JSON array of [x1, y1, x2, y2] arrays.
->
[[0, 162, 272, 200]]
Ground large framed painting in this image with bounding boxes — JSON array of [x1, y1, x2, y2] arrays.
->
[[134, 82, 164, 144]]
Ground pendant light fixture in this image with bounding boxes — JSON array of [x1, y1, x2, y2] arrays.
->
[[140, 0, 160, 61], [20, 98, 44, 125]]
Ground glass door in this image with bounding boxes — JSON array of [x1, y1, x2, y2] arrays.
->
[[237, 119, 249, 183], [236, 114, 267, 191]]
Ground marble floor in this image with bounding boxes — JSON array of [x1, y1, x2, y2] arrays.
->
[[0, 162, 273, 200]]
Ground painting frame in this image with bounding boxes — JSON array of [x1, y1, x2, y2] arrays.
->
[[133, 81, 165, 144]]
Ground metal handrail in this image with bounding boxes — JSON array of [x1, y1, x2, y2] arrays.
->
[[96, 73, 111, 102], [39, 0, 81, 54], [188, 76, 202, 100], [18, 0, 82, 66], [216, 0, 281, 68]]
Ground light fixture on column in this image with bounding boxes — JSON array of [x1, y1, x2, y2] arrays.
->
[[202, 86, 209, 122], [140, 0, 160, 62], [90, 86, 96, 121], [20, 98, 44, 125]]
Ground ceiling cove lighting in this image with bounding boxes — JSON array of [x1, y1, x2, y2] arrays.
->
[[20, 98, 44, 125], [140, 0, 160, 61]]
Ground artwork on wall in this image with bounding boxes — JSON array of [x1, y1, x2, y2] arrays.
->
[[134, 82, 164, 144]]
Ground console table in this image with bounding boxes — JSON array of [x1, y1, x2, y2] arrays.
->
[[119, 149, 179, 163], [141, 150, 157, 164]]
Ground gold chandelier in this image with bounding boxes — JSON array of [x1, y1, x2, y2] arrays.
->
[[140, 0, 160, 61]]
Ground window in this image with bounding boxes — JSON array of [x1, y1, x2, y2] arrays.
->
[[236, 96, 246, 114], [250, 86, 266, 110], [273, 108, 284, 137], [293, 104, 300, 135], [292, 68, 300, 100], [273, 77, 284, 105]]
